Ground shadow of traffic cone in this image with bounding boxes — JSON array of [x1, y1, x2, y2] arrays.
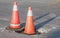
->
[[24, 6, 35, 34], [9, 0, 21, 29]]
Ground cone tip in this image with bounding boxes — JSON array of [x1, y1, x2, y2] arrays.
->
[[14, 0, 17, 5], [28, 6, 32, 10]]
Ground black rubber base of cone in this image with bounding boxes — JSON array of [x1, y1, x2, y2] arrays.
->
[[24, 32, 36, 35], [5, 26, 24, 31], [14, 27, 24, 33], [6, 26, 41, 35], [15, 30, 41, 35]]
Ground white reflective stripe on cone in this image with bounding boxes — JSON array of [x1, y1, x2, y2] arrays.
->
[[27, 10, 33, 16], [10, 24, 20, 26], [13, 5, 18, 11]]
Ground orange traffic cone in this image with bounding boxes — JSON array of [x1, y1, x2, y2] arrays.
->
[[24, 6, 35, 34], [10, 0, 21, 29]]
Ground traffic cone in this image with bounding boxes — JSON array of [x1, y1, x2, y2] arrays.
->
[[24, 6, 35, 34], [9, 0, 21, 29]]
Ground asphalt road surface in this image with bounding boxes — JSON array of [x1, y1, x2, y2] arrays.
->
[[0, 0, 60, 38]]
